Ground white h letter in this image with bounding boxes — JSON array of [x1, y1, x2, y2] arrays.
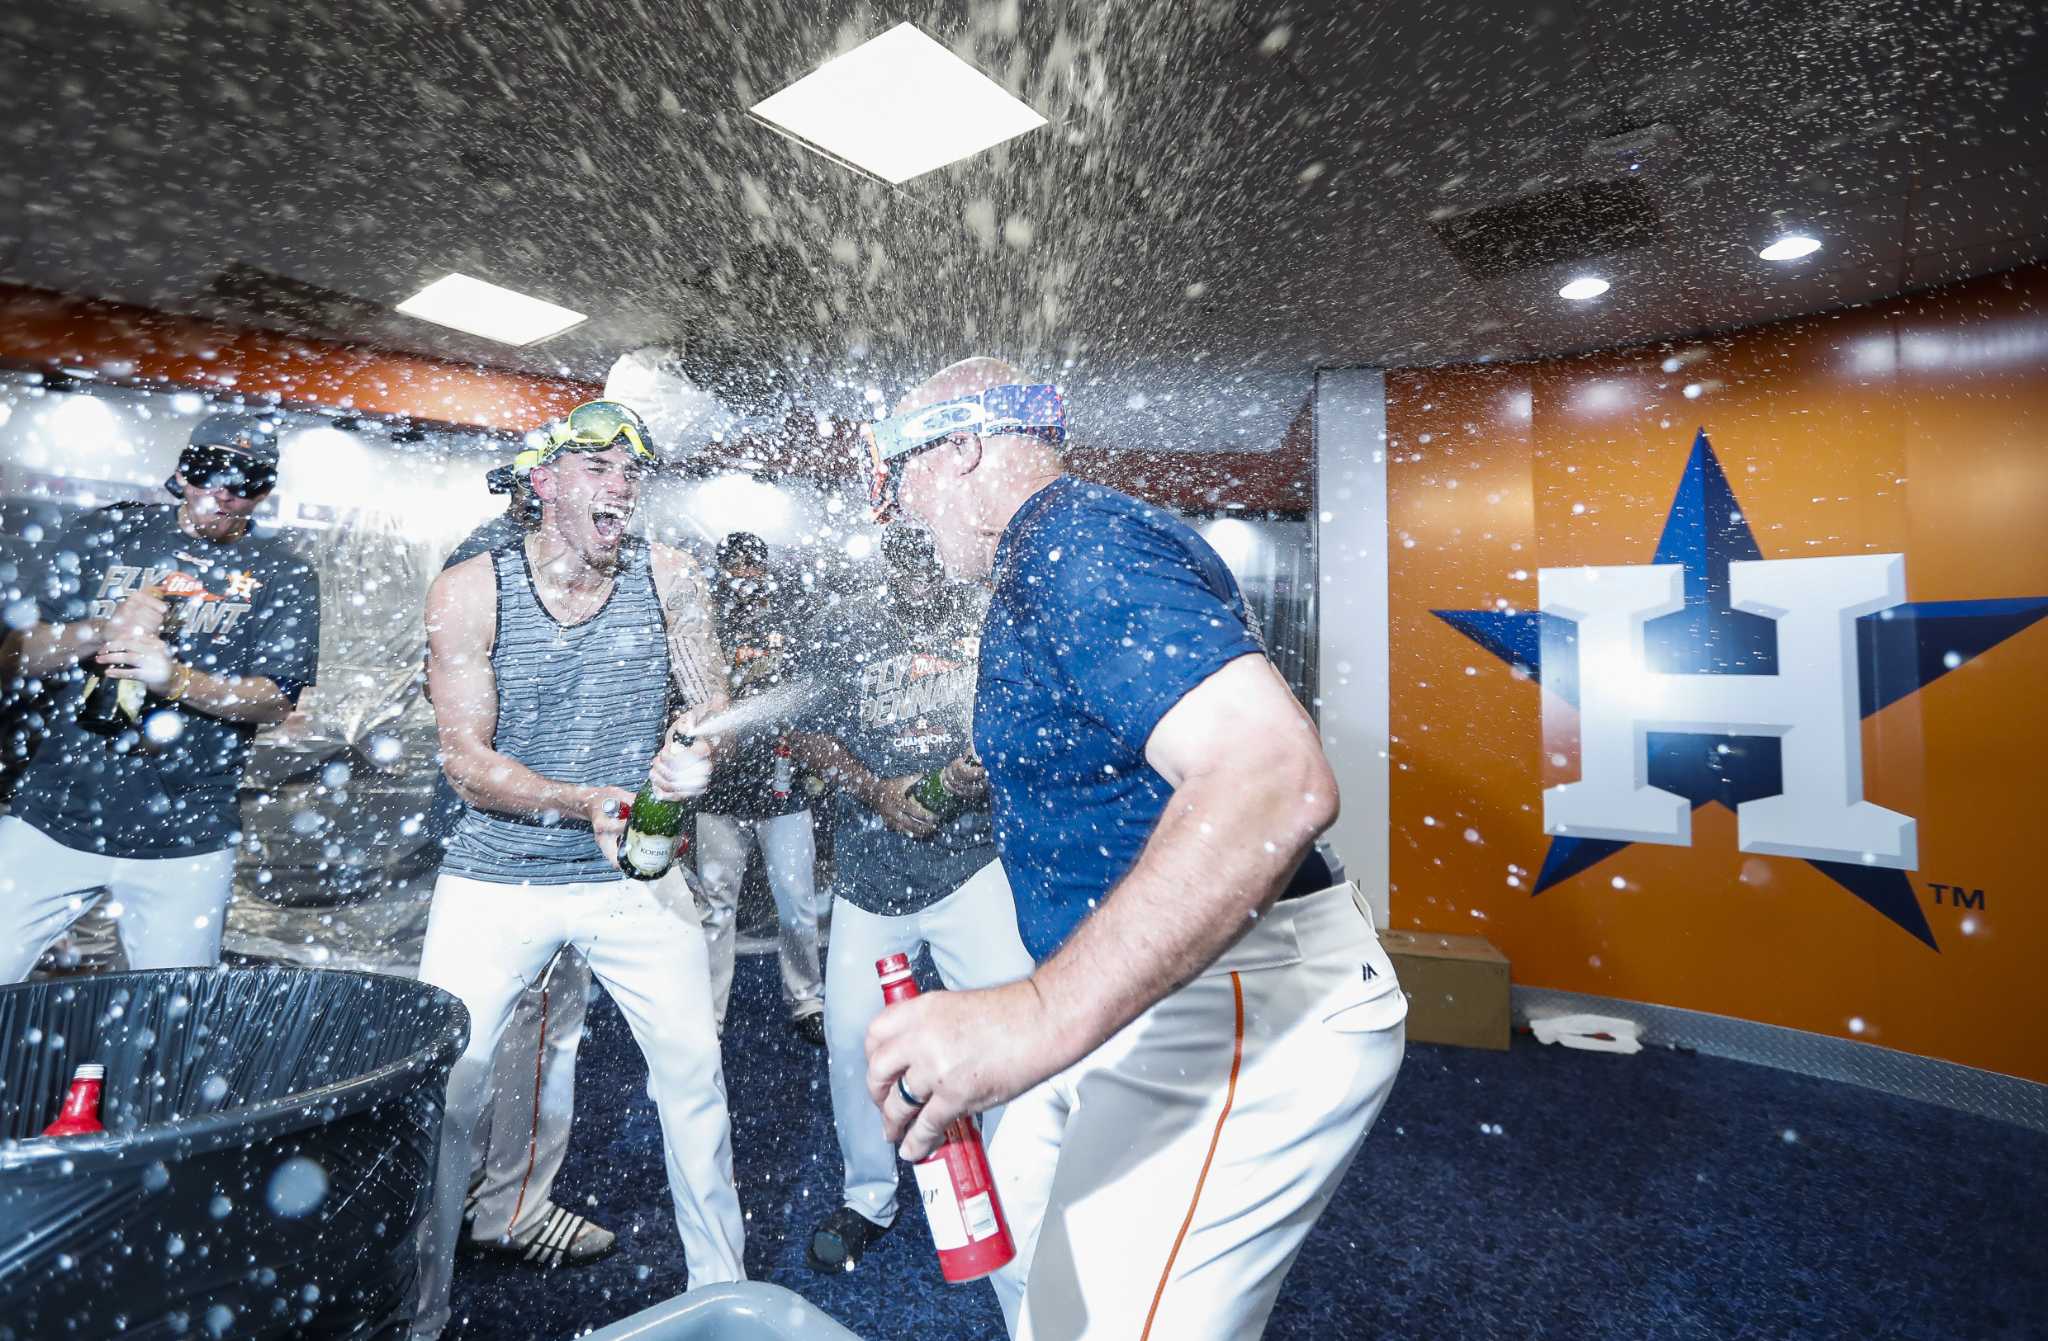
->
[[1540, 555, 1915, 869]]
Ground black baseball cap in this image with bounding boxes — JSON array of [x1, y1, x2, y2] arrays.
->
[[718, 532, 769, 571], [164, 413, 281, 498]]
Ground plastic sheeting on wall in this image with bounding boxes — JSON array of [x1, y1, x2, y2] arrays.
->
[[227, 498, 452, 972]]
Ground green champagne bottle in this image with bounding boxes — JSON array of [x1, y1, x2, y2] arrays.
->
[[619, 731, 695, 880], [911, 766, 965, 823], [619, 783, 688, 880]]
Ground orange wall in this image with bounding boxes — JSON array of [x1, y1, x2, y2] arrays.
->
[[1386, 265, 2048, 1082], [0, 284, 1313, 511], [0, 284, 594, 432]]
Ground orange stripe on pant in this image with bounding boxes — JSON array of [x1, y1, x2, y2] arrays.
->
[[505, 982, 552, 1235], [1140, 971, 1246, 1341]]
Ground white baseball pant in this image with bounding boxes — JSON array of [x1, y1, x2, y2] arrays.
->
[[695, 810, 824, 1030], [413, 869, 745, 1339], [466, 948, 591, 1244], [0, 815, 237, 982], [989, 882, 1407, 1341], [825, 859, 1034, 1227]]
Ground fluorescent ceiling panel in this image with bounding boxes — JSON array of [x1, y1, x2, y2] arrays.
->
[[1759, 235, 1823, 261], [395, 273, 587, 346], [750, 22, 1048, 185]]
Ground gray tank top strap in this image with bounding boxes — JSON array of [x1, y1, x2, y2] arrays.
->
[[440, 539, 673, 885]]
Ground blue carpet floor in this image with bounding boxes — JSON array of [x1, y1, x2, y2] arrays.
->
[[445, 953, 2048, 1340]]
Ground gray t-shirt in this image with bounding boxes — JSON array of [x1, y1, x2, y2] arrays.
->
[[13, 504, 321, 857], [805, 590, 994, 917]]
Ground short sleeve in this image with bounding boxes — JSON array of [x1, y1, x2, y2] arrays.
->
[[28, 512, 102, 626], [1025, 503, 1263, 753], [251, 556, 321, 705]]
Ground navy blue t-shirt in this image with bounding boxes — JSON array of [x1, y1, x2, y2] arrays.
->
[[974, 476, 1267, 962], [801, 589, 996, 917], [13, 504, 320, 858]]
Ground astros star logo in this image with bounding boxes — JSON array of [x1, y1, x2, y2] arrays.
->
[[225, 570, 262, 600], [1434, 429, 2048, 950]]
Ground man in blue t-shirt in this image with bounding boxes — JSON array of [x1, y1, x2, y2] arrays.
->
[[862, 358, 1407, 1340], [0, 413, 320, 981]]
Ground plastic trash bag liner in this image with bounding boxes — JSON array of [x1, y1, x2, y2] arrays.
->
[[577, 1282, 864, 1341], [0, 966, 468, 1339]]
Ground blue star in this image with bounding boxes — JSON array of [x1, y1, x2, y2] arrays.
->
[[1434, 429, 2048, 950]]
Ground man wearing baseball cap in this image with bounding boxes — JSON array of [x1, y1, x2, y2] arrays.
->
[[693, 529, 828, 1046], [0, 410, 322, 981]]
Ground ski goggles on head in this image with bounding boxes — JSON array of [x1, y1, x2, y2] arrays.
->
[[177, 445, 276, 499], [486, 448, 542, 494], [538, 399, 656, 467], [862, 382, 1065, 520]]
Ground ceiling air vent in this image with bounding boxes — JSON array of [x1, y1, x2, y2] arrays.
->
[[1429, 176, 1662, 281]]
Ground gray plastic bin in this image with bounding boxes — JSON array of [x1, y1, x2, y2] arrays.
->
[[577, 1282, 864, 1340]]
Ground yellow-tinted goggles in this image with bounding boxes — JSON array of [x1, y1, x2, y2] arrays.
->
[[540, 399, 656, 465]]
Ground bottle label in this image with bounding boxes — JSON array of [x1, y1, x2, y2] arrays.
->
[[913, 1156, 969, 1251], [80, 675, 147, 723], [622, 829, 678, 876], [961, 1191, 999, 1242]]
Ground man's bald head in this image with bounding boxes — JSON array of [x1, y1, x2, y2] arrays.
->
[[890, 355, 1065, 582], [895, 356, 1030, 417]]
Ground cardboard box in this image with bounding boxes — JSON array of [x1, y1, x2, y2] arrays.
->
[[1382, 929, 1511, 1051]]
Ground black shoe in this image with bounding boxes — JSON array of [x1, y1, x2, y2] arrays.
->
[[792, 1012, 827, 1048], [807, 1205, 892, 1274]]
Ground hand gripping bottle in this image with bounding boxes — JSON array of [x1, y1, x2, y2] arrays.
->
[[78, 573, 208, 738], [619, 732, 695, 881], [877, 953, 1015, 1282], [42, 1063, 106, 1137], [909, 766, 965, 823]]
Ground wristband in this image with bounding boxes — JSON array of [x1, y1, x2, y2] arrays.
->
[[165, 662, 192, 703]]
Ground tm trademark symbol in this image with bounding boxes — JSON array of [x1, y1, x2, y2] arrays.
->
[[1927, 882, 1987, 911]]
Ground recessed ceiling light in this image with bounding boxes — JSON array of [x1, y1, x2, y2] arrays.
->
[[1758, 234, 1822, 262], [395, 273, 587, 346], [750, 22, 1048, 185], [1558, 276, 1610, 301]]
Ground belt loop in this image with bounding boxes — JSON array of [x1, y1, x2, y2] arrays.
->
[[1349, 881, 1375, 932]]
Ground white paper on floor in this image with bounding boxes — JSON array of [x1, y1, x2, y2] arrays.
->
[[1529, 1013, 1643, 1054]]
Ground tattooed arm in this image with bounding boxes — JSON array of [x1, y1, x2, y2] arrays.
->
[[648, 543, 730, 726]]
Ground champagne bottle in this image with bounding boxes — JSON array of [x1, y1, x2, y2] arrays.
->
[[773, 739, 794, 800], [619, 733, 694, 881], [877, 954, 1015, 1283], [911, 765, 965, 823], [76, 666, 140, 737], [42, 1062, 106, 1137], [78, 575, 203, 739]]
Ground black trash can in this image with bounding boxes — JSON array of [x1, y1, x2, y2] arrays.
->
[[0, 966, 468, 1339]]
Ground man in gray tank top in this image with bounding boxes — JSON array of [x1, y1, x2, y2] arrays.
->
[[412, 401, 742, 1339]]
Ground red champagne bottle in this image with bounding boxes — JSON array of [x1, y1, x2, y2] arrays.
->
[[42, 1062, 106, 1137], [772, 739, 793, 800], [877, 953, 1016, 1283]]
